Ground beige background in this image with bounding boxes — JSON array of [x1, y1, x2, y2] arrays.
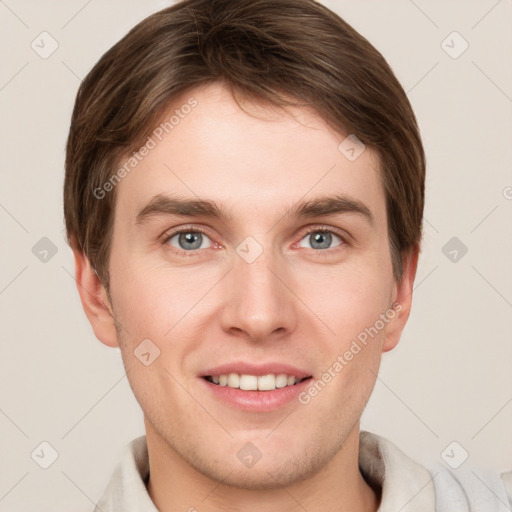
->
[[1, 0, 511, 510]]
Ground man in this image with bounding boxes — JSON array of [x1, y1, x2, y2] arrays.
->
[[63, 0, 512, 510]]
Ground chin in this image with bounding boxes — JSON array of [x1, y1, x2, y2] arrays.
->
[[185, 441, 333, 491]]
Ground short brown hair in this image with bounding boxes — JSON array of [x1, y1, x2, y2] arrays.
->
[[64, 0, 425, 286]]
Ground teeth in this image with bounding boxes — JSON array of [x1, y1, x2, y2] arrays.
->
[[275, 374, 288, 388], [207, 373, 303, 391], [227, 373, 240, 388], [240, 374, 258, 390], [257, 374, 275, 391]]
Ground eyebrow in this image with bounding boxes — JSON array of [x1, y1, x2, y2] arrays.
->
[[135, 193, 373, 226]]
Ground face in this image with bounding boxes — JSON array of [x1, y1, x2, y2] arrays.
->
[[83, 81, 416, 489]]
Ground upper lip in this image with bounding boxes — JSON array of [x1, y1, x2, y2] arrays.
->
[[200, 362, 312, 379]]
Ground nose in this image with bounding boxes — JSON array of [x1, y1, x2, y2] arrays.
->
[[219, 246, 298, 342]]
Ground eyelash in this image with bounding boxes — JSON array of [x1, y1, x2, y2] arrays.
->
[[161, 225, 348, 256]]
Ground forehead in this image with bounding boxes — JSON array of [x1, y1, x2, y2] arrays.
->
[[114, 82, 385, 227]]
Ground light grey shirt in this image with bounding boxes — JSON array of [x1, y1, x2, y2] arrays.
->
[[94, 431, 512, 511]]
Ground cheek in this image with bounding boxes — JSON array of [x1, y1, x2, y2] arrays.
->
[[298, 261, 392, 340], [295, 261, 392, 406], [108, 254, 193, 338], [108, 257, 221, 384]]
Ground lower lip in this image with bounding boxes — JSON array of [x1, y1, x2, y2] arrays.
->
[[200, 377, 313, 412]]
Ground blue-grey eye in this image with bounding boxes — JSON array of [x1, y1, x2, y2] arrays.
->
[[168, 231, 212, 251], [299, 231, 342, 250]]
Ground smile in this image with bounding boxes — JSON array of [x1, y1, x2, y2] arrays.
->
[[203, 373, 310, 391]]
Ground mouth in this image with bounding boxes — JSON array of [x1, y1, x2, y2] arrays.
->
[[202, 373, 313, 391], [199, 363, 314, 412], [198, 361, 313, 413]]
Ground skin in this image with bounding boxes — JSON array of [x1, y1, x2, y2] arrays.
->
[[74, 81, 419, 512]]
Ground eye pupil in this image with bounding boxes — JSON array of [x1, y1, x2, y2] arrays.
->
[[179, 232, 202, 250], [310, 231, 332, 249]]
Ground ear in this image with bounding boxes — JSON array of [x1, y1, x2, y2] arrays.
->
[[72, 248, 119, 348], [382, 246, 420, 353]]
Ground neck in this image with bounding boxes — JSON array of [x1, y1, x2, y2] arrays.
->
[[145, 418, 380, 512]]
